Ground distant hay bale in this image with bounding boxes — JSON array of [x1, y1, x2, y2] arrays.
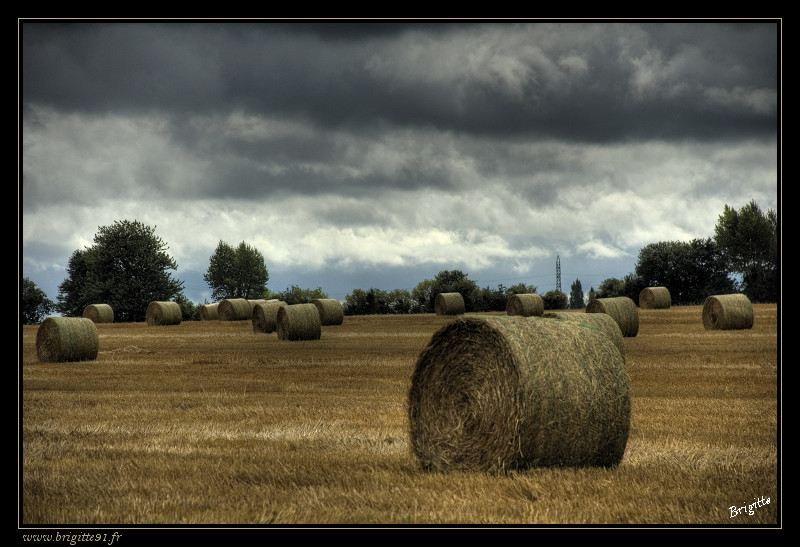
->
[[36, 317, 99, 363], [311, 298, 344, 326], [199, 303, 219, 321], [639, 287, 671, 309], [408, 316, 630, 473], [506, 293, 544, 317], [218, 298, 252, 321], [277, 303, 321, 341], [543, 311, 624, 356], [585, 297, 639, 337], [434, 292, 465, 316], [82, 303, 114, 323], [145, 301, 182, 326], [252, 301, 287, 333], [702, 294, 754, 330]]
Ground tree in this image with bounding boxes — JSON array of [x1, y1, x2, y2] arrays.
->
[[412, 270, 480, 313], [569, 278, 584, 309], [541, 290, 568, 310], [204, 241, 269, 301], [634, 238, 736, 305], [269, 285, 327, 305], [56, 220, 185, 322], [505, 283, 537, 296], [714, 200, 778, 302], [587, 286, 598, 303], [597, 278, 626, 298], [22, 277, 55, 324]]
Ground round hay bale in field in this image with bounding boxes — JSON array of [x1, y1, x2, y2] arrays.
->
[[543, 311, 624, 356], [145, 301, 182, 326], [82, 303, 114, 323], [36, 317, 99, 363], [408, 316, 630, 473], [639, 287, 671, 309], [702, 294, 754, 330], [218, 298, 252, 321], [252, 301, 288, 333], [311, 298, 344, 326], [585, 297, 639, 337], [199, 303, 219, 321], [277, 303, 321, 341], [506, 293, 544, 317], [434, 292, 465, 316]]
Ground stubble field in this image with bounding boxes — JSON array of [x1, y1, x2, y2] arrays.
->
[[19, 304, 779, 536]]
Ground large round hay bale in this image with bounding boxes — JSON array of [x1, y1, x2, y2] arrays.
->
[[702, 294, 754, 330], [543, 311, 624, 355], [276, 303, 322, 341], [252, 301, 288, 333], [199, 303, 219, 321], [218, 298, 252, 321], [311, 298, 344, 326], [145, 301, 182, 326], [639, 287, 671, 309], [82, 303, 114, 323], [408, 316, 630, 473], [585, 297, 639, 337], [247, 299, 270, 314], [434, 292, 465, 316], [506, 293, 544, 317], [36, 317, 99, 363]]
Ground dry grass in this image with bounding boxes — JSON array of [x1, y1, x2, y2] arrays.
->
[[20, 305, 779, 534]]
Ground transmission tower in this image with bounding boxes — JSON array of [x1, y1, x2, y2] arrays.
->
[[556, 255, 562, 292]]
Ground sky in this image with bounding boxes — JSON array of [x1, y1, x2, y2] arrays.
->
[[20, 20, 780, 306]]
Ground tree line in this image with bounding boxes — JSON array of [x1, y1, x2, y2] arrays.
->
[[21, 200, 778, 324]]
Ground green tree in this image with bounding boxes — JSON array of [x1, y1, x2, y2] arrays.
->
[[204, 241, 269, 301], [22, 277, 55, 324], [476, 284, 507, 312], [634, 238, 736, 305], [569, 278, 584, 309], [412, 270, 480, 313], [541, 290, 568, 310], [505, 283, 537, 296], [587, 286, 598, 303], [714, 200, 778, 302], [269, 285, 327, 305], [56, 220, 185, 322], [597, 278, 626, 298]]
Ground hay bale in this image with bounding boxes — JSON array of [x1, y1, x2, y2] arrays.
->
[[702, 294, 754, 330], [311, 298, 344, 326], [145, 301, 182, 326], [408, 316, 630, 473], [434, 292, 465, 316], [82, 303, 114, 323], [543, 311, 624, 356], [36, 317, 99, 363], [252, 301, 287, 333], [506, 293, 544, 317], [276, 303, 321, 341], [218, 298, 252, 321], [585, 297, 639, 337], [639, 287, 671, 309], [199, 303, 219, 321]]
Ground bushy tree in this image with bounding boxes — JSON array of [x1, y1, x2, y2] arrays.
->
[[22, 277, 55, 324], [541, 290, 568, 310], [269, 285, 327, 305], [344, 287, 420, 315], [204, 241, 269, 301], [569, 278, 584, 309], [505, 283, 537, 296], [412, 270, 480, 313], [597, 278, 626, 298], [714, 200, 778, 302], [56, 220, 185, 322], [476, 284, 507, 312], [587, 286, 598, 303]]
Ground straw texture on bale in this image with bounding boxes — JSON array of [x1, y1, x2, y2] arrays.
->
[[145, 301, 182, 326], [82, 303, 114, 323], [36, 317, 99, 363], [252, 301, 288, 333], [702, 294, 754, 330], [408, 316, 630, 473], [434, 292, 465, 316], [543, 311, 624, 356], [247, 299, 270, 313], [311, 298, 344, 326], [506, 293, 544, 317], [585, 297, 639, 337], [199, 303, 219, 321], [218, 298, 252, 321], [639, 287, 672, 309], [277, 303, 322, 341]]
